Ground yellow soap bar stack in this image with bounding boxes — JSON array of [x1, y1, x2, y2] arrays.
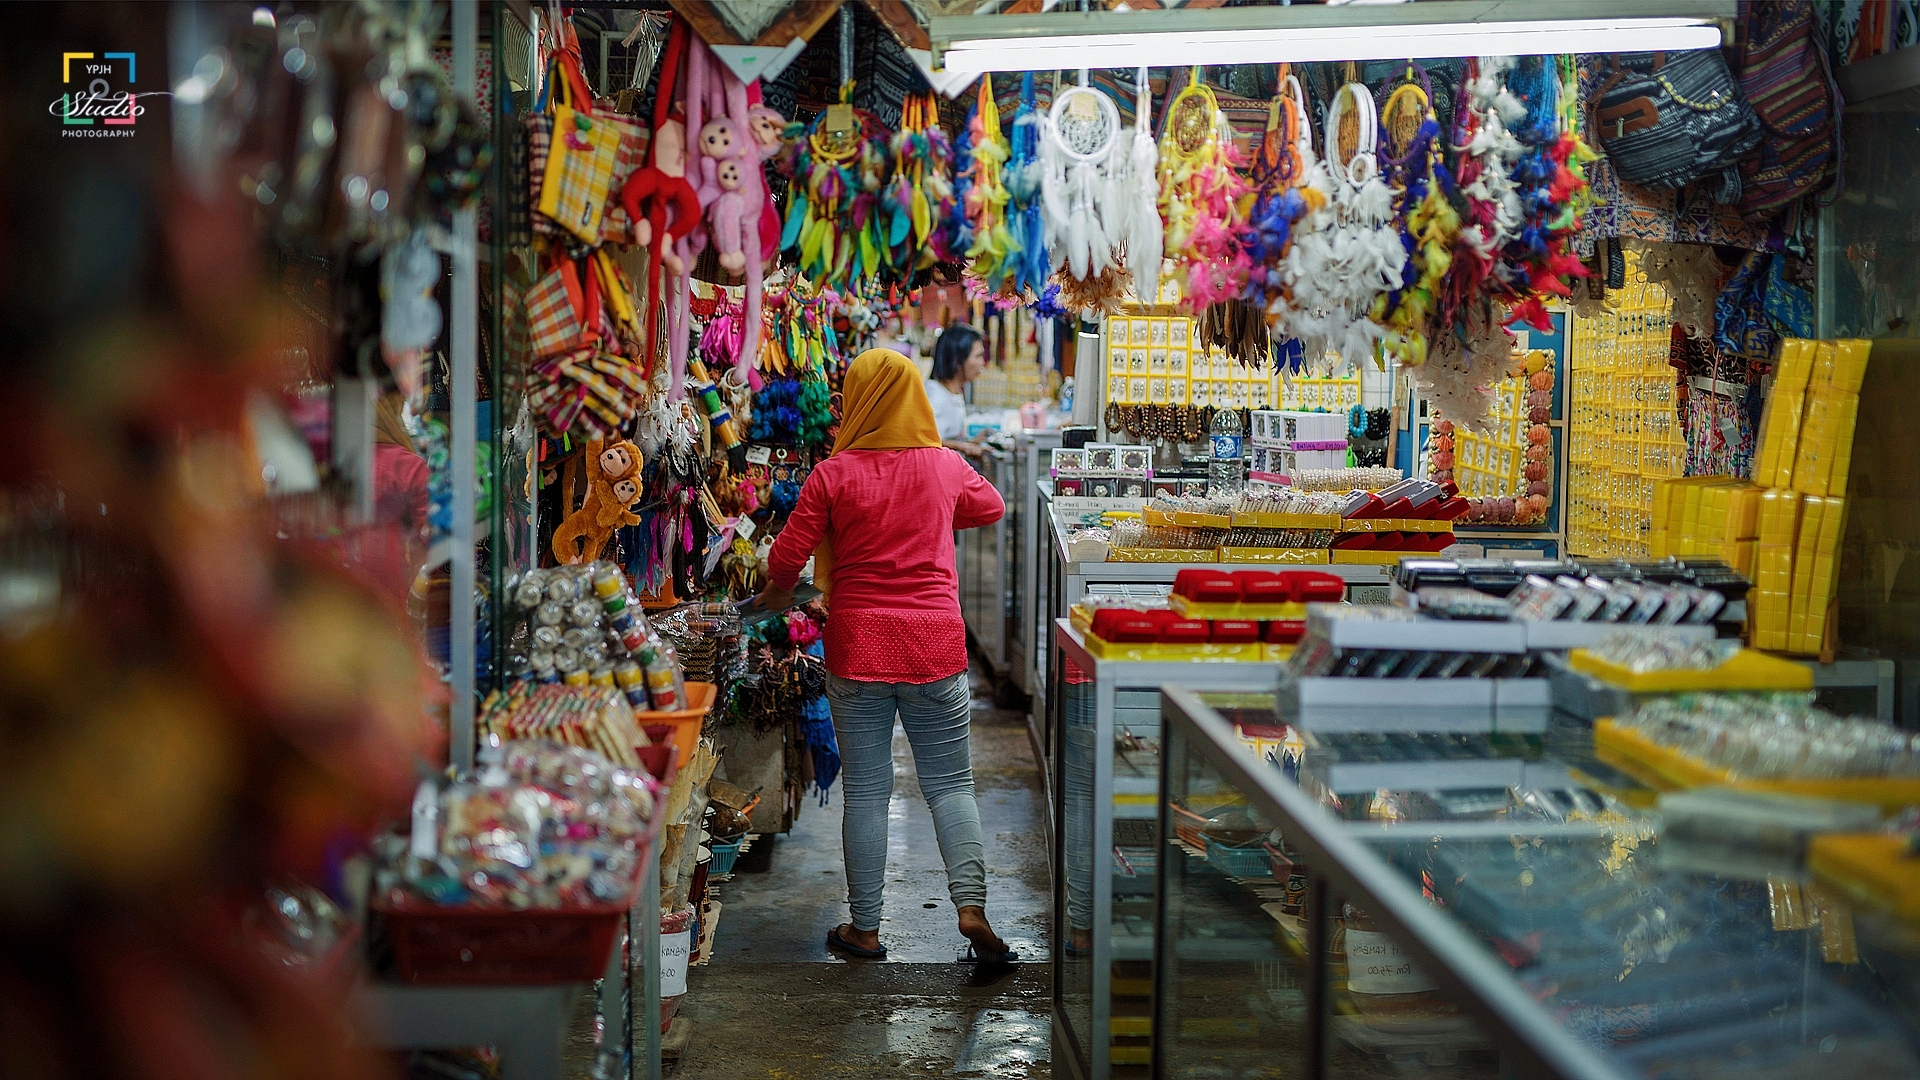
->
[[1743, 338, 1869, 656], [1750, 488, 1801, 652], [1650, 476, 1760, 570], [1754, 339, 1816, 488]]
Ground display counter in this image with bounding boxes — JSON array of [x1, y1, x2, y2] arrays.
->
[[961, 431, 1064, 696], [1154, 686, 1920, 1080], [1050, 621, 1284, 1080], [1034, 487, 1394, 731]]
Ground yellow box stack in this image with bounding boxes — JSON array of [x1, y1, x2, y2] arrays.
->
[[1746, 338, 1869, 656]]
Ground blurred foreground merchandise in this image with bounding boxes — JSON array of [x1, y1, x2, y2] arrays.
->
[[0, 5, 434, 1078]]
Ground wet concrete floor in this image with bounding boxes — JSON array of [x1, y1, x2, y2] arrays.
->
[[669, 664, 1053, 1078]]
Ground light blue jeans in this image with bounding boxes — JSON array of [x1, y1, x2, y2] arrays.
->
[[827, 671, 987, 932]]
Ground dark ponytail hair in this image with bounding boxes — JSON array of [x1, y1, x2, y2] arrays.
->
[[930, 323, 984, 384]]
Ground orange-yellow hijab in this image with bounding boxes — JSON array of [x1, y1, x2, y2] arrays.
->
[[811, 349, 943, 595]]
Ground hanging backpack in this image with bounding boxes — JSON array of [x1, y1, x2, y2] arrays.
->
[[1591, 49, 1762, 194], [1733, 0, 1843, 215]]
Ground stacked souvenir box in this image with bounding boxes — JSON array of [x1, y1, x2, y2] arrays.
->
[[1248, 410, 1349, 485]]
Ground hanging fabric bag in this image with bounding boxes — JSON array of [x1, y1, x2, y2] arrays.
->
[[1733, 0, 1843, 215], [538, 44, 621, 243], [1592, 50, 1762, 193], [528, 260, 592, 359]]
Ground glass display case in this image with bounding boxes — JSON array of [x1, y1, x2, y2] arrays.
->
[[1816, 70, 1920, 716], [960, 444, 1016, 679], [1156, 686, 1920, 1080], [1050, 626, 1284, 1080]]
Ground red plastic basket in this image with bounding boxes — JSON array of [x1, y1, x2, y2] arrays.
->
[[377, 898, 629, 985], [1170, 804, 1208, 851]]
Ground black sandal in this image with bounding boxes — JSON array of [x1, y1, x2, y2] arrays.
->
[[826, 925, 888, 960]]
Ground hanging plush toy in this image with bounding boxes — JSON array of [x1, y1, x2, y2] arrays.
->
[[552, 438, 645, 565], [1157, 72, 1248, 312], [617, 18, 701, 375], [746, 87, 786, 264]]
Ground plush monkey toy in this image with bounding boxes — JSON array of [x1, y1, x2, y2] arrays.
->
[[551, 438, 644, 565]]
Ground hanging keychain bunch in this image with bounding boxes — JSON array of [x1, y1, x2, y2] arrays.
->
[[1370, 64, 1461, 369], [1443, 57, 1525, 328], [777, 94, 893, 291], [1495, 55, 1590, 332], [963, 77, 1017, 292], [888, 93, 961, 273], [1242, 68, 1327, 365], [1158, 72, 1248, 311], [1005, 73, 1052, 297]]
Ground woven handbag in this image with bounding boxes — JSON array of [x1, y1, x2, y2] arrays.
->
[[1593, 51, 1762, 193], [537, 52, 621, 242]]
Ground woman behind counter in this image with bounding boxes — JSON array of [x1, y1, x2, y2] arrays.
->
[[925, 323, 988, 460], [756, 348, 1016, 965]]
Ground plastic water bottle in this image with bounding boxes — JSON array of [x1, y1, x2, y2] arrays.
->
[[1209, 408, 1245, 498]]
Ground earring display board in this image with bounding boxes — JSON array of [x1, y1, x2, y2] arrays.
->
[[1448, 371, 1532, 501], [1566, 264, 1686, 559], [1274, 365, 1362, 413]]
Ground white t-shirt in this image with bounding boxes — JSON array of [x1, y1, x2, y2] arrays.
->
[[926, 378, 967, 441]]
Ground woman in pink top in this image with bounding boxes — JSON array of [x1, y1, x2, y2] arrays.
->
[[757, 349, 1014, 963]]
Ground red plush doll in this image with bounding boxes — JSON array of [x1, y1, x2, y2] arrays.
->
[[617, 18, 701, 375]]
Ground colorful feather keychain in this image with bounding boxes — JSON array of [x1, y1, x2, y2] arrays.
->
[[1442, 56, 1526, 331], [1005, 73, 1050, 296], [1370, 65, 1461, 369], [963, 76, 1016, 292], [1496, 55, 1589, 332], [777, 89, 891, 291], [890, 93, 960, 273], [1157, 70, 1248, 312], [1241, 67, 1326, 351]]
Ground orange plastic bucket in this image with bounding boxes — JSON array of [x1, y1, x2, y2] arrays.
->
[[636, 681, 716, 773]]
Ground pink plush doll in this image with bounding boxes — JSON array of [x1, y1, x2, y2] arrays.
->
[[707, 155, 749, 273], [666, 37, 765, 395]]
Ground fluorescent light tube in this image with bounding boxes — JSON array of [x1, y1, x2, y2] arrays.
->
[[940, 18, 1722, 75]]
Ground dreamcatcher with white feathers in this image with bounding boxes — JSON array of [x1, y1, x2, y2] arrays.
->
[[1042, 75, 1131, 312], [1288, 79, 1403, 368]]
